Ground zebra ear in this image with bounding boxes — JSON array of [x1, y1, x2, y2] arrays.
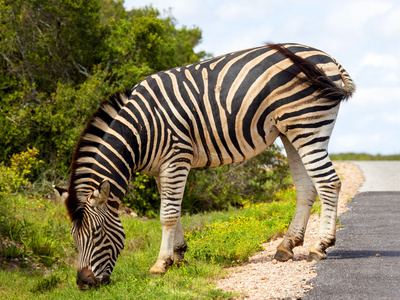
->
[[90, 180, 110, 208], [53, 185, 68, 202]]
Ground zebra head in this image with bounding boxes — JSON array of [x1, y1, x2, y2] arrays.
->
[[64, 180, 126, 290]]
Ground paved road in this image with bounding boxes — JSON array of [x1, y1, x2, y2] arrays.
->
[[304, 161, 400, 300], [354, 161, 400, 192]]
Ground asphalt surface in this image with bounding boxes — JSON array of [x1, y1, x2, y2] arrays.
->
[[304, 162, 400, 300], [354, 161, 400, 192]]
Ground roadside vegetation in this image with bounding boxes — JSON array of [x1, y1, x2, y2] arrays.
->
[[330, 153, 400, 161]]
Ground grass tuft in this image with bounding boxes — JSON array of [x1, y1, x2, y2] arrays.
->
[[30, 274, 61, 294], [0, 241, 25, 259]]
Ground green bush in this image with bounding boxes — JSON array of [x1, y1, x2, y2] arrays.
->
[[0, 147, 41, 196], [123, 172, 161, 218]]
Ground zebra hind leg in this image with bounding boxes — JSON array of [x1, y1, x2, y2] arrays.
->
[[274, 135, 318, 262], [300, 148, 341, 262]]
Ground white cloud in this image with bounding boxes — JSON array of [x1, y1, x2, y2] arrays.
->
[[374, 7, 400, 38], [383, 111, 400, 125], [359, 52, 398, 69], [325, 0, 392, 35], [355, 52, 400, 86], [330, 132, 383, 154], [332, 86, 400, 154], [215, 3, 255, 20], [349, 87, 400, 106]]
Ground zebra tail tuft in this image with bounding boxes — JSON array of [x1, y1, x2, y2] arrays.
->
[[268, 43, 356, 102], [337, 64, 356, 101]]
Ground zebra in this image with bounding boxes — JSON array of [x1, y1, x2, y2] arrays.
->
[[61, 43, 355, 289]]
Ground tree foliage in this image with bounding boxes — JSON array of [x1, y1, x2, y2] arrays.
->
[[0, 0, 208, 174], [0, 0, 105, 96]]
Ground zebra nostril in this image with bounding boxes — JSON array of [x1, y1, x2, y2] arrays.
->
[[77, 267, 98, 290], [100, 274, 111, 285]]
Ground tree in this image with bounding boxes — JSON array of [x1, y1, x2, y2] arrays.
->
[[0, 0, 105, 97], [99, 0, 126, 24], [0, 1, 209, 176], [102, 6, 209, 90]]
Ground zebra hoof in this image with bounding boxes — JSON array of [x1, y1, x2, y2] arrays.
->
[[274, 250, 293, 262], [307, 251, 326, 262], [150, 257, 173, 275]]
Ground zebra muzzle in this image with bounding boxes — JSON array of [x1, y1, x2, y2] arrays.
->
[[76, 267, 98, 290]]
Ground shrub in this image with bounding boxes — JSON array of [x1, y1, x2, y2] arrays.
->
[[0, 147, 41, 196], [28, 69, 115, 175], [123, 172, 160, 218]]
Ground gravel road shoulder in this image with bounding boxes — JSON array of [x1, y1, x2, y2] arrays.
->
[[216, 162, 365, 299]]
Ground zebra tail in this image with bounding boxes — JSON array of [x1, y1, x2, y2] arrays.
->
[[336, 63, 356, 101], [268, 43, 356, 102]]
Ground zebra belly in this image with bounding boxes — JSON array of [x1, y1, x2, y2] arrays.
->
[[190, 115, 280, 168]]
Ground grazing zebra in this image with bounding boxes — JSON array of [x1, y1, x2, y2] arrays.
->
[[61, 43, 355, 289]]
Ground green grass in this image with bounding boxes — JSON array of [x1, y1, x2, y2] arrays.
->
[[330, 152, 400, 161], [30, 274, 62, 294], [0, 187, 299, 299]]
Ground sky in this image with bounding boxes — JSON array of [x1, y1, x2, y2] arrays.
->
[[124, 0, 400, 155]]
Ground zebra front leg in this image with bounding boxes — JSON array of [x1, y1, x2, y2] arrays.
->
[[173, 215, 188, 265], [153, 176, 188, 267], [274, 135, 317, 261], [150, 162, 190, 274], [300, 149, 341, 261]]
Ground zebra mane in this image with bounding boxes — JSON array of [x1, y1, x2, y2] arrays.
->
[[267, 43, 355, 102], [65, 90, 131, 222]]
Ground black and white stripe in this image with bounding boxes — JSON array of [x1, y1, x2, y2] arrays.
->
[[64, 43, 355, 282]]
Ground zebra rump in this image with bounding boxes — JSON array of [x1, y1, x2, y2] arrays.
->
[[268, 44, 355, 102]]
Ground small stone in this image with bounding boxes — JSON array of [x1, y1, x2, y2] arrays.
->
[[376, 253, 381, 257]]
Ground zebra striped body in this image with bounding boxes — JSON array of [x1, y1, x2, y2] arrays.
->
[[64, 43, 355, 287]]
